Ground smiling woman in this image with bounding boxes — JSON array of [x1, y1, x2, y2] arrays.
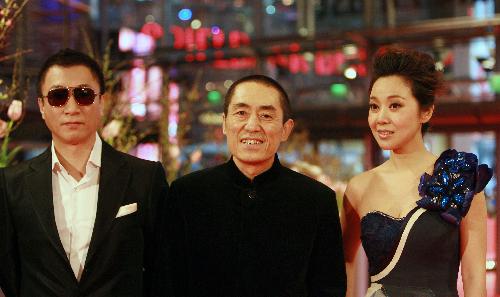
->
[[368, 75, 433, 154], [342, 47, 492, 297]]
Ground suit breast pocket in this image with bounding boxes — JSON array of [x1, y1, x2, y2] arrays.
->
[[113, 211, 141, 230]]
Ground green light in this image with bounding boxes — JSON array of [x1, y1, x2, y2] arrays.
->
[[330, 83, 348, 97], [207, 90, 222, 103], [489, 73, 500, 94]]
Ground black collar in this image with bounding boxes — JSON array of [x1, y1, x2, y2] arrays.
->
[[224, 154, 282, 188]]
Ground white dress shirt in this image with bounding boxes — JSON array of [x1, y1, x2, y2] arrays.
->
[[52, 135, 102, 281]]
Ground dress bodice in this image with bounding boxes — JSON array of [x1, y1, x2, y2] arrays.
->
[[361, 208, 461, 295], [361, 208, 417, 276], [361, 149, 493, 297]]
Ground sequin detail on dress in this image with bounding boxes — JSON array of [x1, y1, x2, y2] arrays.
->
[[416, 149, 493, 225]]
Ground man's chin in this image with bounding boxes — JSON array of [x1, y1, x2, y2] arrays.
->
[[56, 134, 92, 146]]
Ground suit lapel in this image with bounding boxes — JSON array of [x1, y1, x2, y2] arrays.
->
[[83, 142, 130, 270], [26, 148, 69, 264]]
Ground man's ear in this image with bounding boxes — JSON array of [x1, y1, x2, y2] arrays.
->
[[37, 98, 45, 120], [420, 104, 434, 124], [222, 113, 227, 135], [281, 119, 294, 141], [99, 93, 106, 117]]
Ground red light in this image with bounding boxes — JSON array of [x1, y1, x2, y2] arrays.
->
[[214, 50, 224, 59], [185, 28, 195, 51], [195, 28, 210, 51], [356, 64, 367, 76], [240, 32, 250, 46], [213, 57, 256, 69], [185, 54, 195, 62], [171, 26, 184, 49], [229, 31, 241, 48], [141, 22, 164, 40], [288, 54, 309, 74], [289, 42, 300, 52], [270, 46, 281, 53], [212, 30, 225, 48], [315, 52, 336, 76], [196, 52, 207, 61], [358, 47, 367, 60]]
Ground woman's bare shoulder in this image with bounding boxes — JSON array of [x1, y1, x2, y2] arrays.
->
[[345, 163, 388, 203]]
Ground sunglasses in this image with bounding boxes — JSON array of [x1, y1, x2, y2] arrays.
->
[[42, 87, 100, 107]]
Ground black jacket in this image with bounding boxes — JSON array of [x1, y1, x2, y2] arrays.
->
[[0, 141, 168, 297], [158, 156, 346, 297]]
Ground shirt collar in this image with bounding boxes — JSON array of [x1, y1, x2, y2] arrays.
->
[[51, 133, 102, 172]]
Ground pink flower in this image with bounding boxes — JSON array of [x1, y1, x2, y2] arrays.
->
[[0, 120, 7, 138], [7, 100, 22, 121], [102, 119, 123, 139]]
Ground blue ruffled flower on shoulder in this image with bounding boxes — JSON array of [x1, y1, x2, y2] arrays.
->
[[416, 149, 493, 225]]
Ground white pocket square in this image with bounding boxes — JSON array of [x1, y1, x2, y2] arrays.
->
[[115, 202, 138, 218]]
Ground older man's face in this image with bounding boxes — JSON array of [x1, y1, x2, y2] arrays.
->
[[223, 81, 294, 173]]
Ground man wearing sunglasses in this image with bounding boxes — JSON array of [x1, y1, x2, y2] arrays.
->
[[0, 49, 168, 297]]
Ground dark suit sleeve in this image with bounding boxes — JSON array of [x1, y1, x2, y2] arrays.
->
[[152, 179, 186, 297], [0, 169, 19, 297], [307, 189, 347, 297], [143, 162, 169, 297]]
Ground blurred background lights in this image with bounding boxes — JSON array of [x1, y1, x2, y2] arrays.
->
[[344, 67, 357, 79], [303, 52, 314, 62], [135, 143, 159, 162], [211, 26, 221, 35], [205, 82, 216, 91], [486, 259, 496, 271], [207, 90, 222, 104], [191, 19, 202, 29], [330, 83, 348, 97], [489, 73, 500, 94], [133, 33, 155, 56], [266, 5, 276, 15], [118, 27, 135, 51], [298, 27, 308, 36], [168, 122, 178, 138], [168, 82, 180, 100], [435, 61, 444, 71], [282, 0, 294, 5], [178, 8, 192, 21], [224, 80, 233, 89], [129, 67, 146, 103], [131, 103, 147, 117], [342, 44, 358, 56], [147, 66, 163, 101]]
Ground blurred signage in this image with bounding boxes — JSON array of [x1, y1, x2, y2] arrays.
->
[[170, 25, 250, 51], [170, 25, 367, 77]]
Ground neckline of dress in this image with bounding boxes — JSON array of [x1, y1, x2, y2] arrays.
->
[[362, 205, 420, 222]]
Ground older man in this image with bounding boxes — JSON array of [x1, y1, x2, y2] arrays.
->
[[158, 75, 346, 297]]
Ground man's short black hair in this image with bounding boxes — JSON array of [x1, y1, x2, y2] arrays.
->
[[37, 48, 105, 97], [224, 74, 292, 123]]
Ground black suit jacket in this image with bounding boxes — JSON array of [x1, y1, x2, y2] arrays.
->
[[0, 141, 168, 297]]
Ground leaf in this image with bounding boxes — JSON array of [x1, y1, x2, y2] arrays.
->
[[5, 145, 21, 164]]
